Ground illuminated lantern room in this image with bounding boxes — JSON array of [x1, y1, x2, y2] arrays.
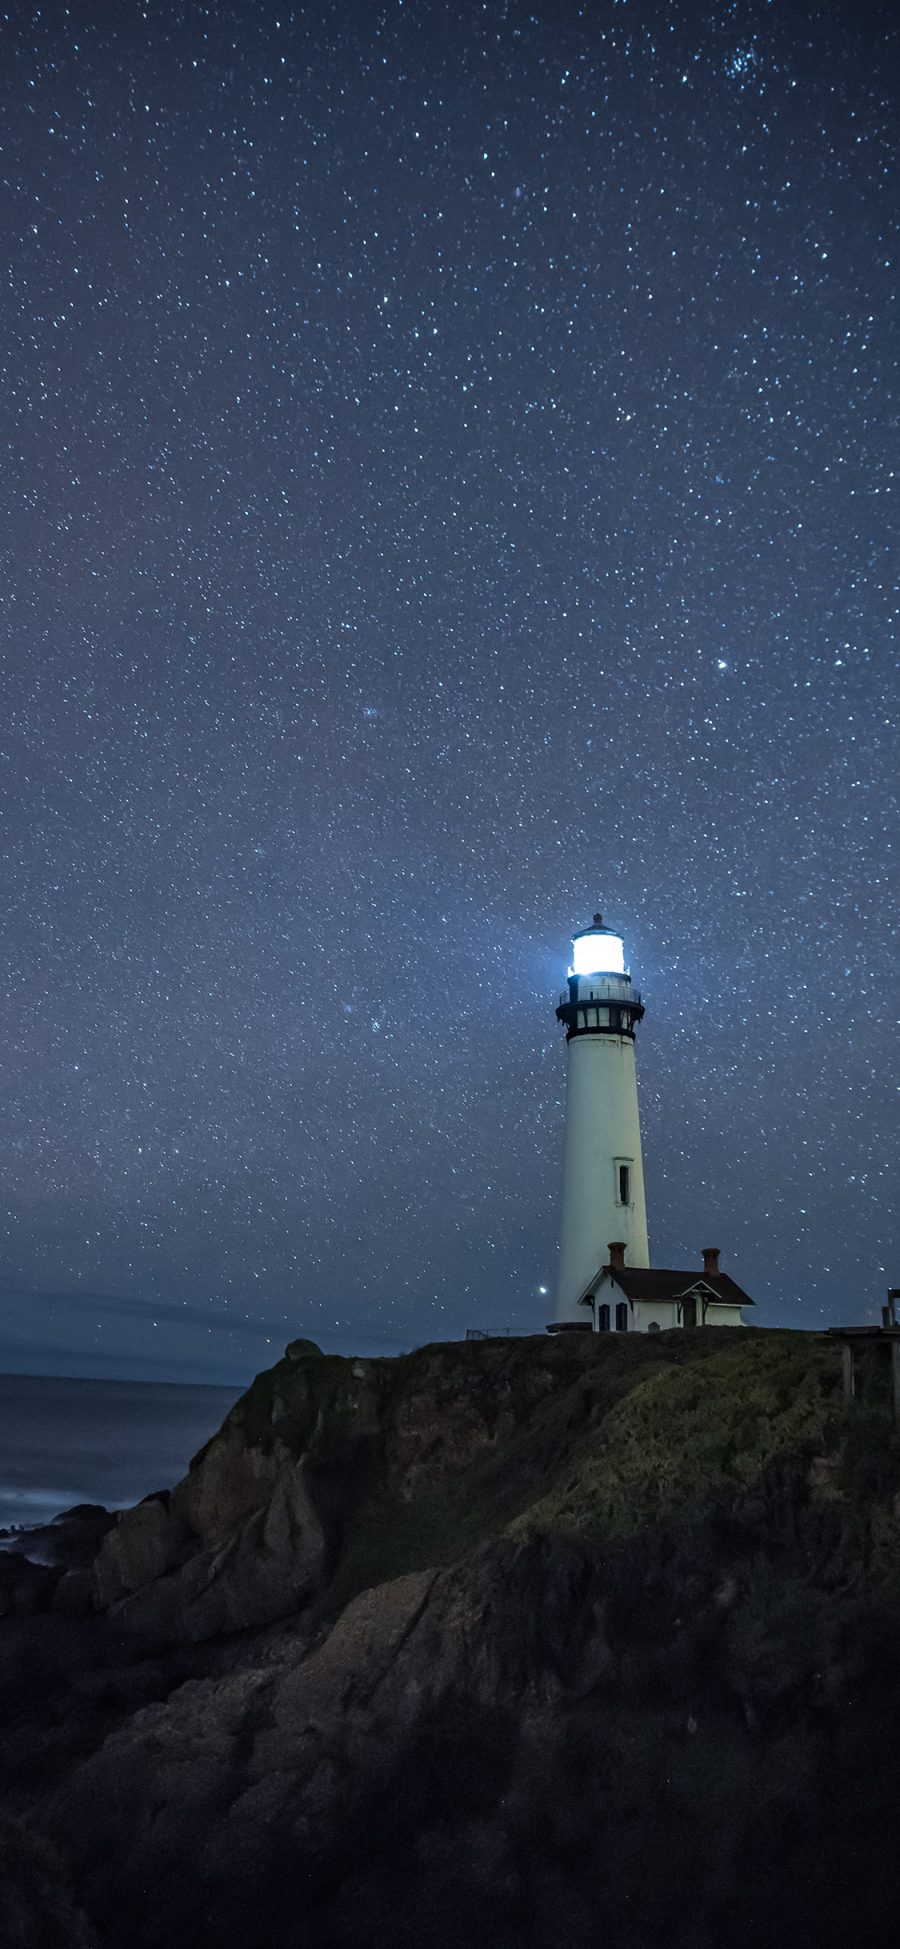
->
[[569, 914, 626, 978]]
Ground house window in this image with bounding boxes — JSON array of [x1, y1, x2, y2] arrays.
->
[[597, 1303, 610, 1333], [615, 1302, 628, 1333], [616, 1162, 631, 1206]]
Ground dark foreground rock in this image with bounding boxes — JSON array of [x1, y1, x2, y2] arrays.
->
[[0, 1504, 116, 1619], [3, 1330, 900, 1948], [0, 1815, 100, 1947]]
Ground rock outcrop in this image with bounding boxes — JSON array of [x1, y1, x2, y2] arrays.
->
[[86, 1334, 579, 1643], [4, 1329, 900, 1949], [91, 1435, 326, 1641], [0, 1504, 115, 1619]]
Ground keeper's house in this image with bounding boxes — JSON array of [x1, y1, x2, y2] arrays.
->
[[550, 1243, 754, 1334]]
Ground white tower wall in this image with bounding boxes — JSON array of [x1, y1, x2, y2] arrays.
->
[[554, 918, 650, 1324]]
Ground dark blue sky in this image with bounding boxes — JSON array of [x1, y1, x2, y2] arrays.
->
[[1, 0, 897, 1382]]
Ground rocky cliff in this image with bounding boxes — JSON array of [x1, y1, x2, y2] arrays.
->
[[3, 1328, 900, 1949]]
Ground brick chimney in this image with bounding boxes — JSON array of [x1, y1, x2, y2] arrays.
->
[[607, 1241, 627, 1271], [702, 1247, 721, 1277]]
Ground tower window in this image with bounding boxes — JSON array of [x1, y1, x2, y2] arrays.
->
[[615, 1302, 628, 1332], [617, 1163, 631, 1206]]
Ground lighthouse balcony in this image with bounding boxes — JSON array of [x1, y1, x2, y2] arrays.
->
[[558, 987, 642, 1010]]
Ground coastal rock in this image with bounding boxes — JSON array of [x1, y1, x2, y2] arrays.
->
[[52, 1570, 96, 1618], [284, 1338, 323, 1362], [0, 1552, 59, 1618], [93, 1439, 326, 1643], [0, 1505, 115, 1618], [0, 1503, 115, 1585], [84, 1337, 587, 1641], [5, 1332, 900, 1949], [47, 1505, 117, 1569], [0, 1815, 100, 1948], [92, 1495, 190, 1608]]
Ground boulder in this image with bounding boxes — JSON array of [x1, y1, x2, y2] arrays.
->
[[0, 1815, 100, 1947], [0, 1552, 60, 1618], [93, 1446, 326, 1644], [284, 1338, 323, 1362], [92, 1496, 190, 1609]]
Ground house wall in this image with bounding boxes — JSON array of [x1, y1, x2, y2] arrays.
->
[[631, 1302, 680, 1334], [588, 1287, 748, 1334], [702, 1303, 746, 1328], [589, 1273, 619, 1331]]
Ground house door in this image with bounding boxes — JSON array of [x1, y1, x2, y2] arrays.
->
[[682, 1295, 697, 1329]]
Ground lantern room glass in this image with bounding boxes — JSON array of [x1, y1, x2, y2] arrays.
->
[[569, 931, 626, 977]]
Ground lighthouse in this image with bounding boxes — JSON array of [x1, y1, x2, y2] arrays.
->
[[554, 912, 650, 1324]]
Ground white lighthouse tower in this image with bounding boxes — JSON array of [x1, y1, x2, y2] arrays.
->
[[554, 911, 650, 1324]]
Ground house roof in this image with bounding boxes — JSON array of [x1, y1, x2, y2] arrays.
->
[[581, 1267, 754, 1309]]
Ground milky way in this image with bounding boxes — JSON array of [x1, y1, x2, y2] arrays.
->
[[1, 0, 897, 1380]]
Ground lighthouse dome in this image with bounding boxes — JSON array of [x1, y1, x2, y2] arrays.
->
[[569, 913, 626, 978]]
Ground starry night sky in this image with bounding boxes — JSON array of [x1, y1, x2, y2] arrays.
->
[[1, 0, 897, 1383]]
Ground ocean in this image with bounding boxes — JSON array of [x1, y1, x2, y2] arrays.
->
[[0, 1372, 241, 1533]]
